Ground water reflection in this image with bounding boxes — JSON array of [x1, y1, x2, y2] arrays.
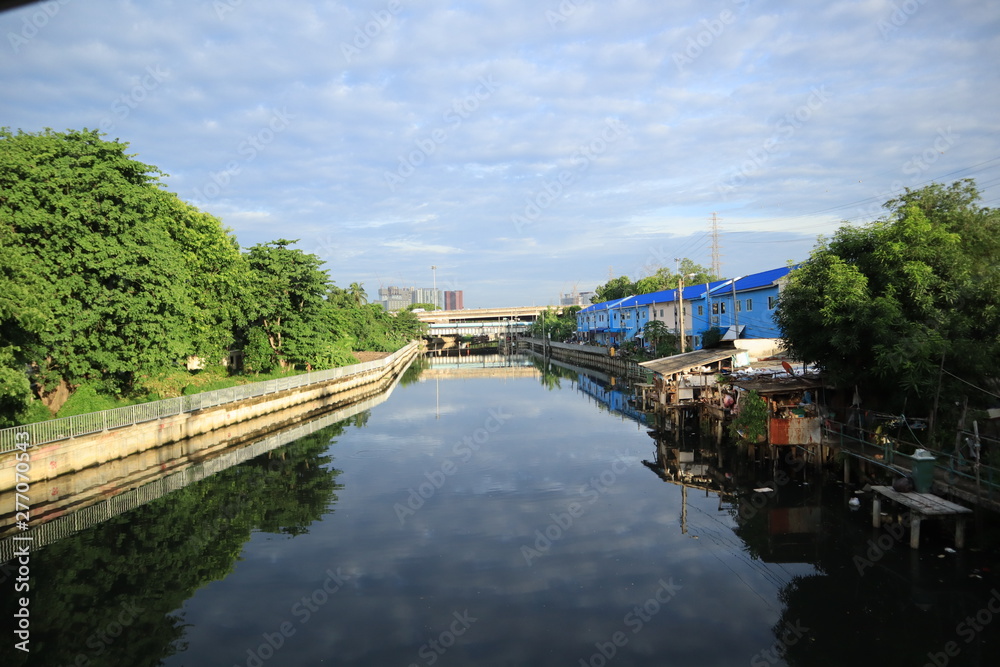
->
[[0, 419, 350, 667], [3, 360, 999, 666]]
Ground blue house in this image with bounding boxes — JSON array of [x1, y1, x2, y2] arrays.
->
[[576, 296, 633, 346], [576, 266, 794, 351], [700, 266, 793, 341]]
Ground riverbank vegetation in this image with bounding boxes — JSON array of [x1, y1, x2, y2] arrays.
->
[[0, 128, 424, 426], [775, 180, 1000, 443]]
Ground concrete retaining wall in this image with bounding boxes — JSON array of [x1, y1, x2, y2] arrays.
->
[[0, 343, 418, 496]]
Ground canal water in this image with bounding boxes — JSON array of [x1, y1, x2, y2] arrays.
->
[[3, 355, 1000, 667]]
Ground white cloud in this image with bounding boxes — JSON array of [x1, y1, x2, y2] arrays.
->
[[2, 0, 998, 305]]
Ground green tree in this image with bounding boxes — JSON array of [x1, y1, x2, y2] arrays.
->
[[592, 259, 717, 302], [348, 281, 368, 306], [591, 276, 635, 303], [242, 240, 334, 370], [634, 260, 717, 294], [162, 194, 252, 364], [775, 180, 1000, 417], [642, 319, 678, 356], [0, 128, 194, 403], [529, 306, 580, 341], [729, 390, 768, 444]]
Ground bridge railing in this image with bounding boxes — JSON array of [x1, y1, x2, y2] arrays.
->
[[0, 341, 418, 454]]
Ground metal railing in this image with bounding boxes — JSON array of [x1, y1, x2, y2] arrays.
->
[[0, 341, 418, 454], [823, 420, 1000, 501], [0, 369, 409, 562]]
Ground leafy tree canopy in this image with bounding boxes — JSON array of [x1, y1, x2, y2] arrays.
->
[[591, 258, 717, 302], [775, 180, 1000, 417], [0, 129, 424, 423]]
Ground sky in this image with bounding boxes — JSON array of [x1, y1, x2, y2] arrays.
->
[[2, 0, 999, 308]]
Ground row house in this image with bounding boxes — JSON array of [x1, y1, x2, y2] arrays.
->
[[576, 266, 793, 351]]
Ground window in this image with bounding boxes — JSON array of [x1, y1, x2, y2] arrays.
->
[[720, 302, 726, 314], [746, 298, 752, 311], [768, 296, 777, 310], [735, 300, 742, 312], [697, 305, 704, 316], [712, 303, 718, 315], [659, 309, 664, 317]]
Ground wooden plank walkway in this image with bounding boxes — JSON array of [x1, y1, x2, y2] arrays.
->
[[870, 486, 972, 549]]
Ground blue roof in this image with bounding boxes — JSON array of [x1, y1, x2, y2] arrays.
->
[[578, 296, 635, 313], [576, 269, 794, 314], [732, 265, 794, 291]]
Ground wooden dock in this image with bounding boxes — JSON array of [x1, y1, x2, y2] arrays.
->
[[870, 486, 972, 549]]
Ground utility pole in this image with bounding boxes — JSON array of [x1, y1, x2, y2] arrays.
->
[[677, 273, 686, 354], [431, 265, 438, 309], [731, 277, 739, 330]]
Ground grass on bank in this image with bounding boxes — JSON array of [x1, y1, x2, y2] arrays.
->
[[17, 351, 392, 425]]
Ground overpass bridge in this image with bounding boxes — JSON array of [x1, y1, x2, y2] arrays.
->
[[426, 321, 531, 337], [418, 305, 565, 338], [416, 305, 565, 324]]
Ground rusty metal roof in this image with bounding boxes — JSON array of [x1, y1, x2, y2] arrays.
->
[[639, 348, 735, 377]]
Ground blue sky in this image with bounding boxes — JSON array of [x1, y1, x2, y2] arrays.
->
[[3, 0, 998, 307]]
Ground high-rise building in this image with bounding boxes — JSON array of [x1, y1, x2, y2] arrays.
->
[[378, 285, 443, 311], [560, 290, 595, 306], [444, 290, 464, 310]]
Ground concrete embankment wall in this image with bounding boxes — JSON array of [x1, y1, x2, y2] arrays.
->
[[0, 343, 419, 496], [518, 338, 646, 380]]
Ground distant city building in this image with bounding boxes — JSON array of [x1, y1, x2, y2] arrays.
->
[[378, 285, 445, 311], [444, 290, 464, 310], [412, 287, 441, 309], [560, 290, 595, 306]]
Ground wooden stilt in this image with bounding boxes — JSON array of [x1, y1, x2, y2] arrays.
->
[[872, 496, 882, 528]]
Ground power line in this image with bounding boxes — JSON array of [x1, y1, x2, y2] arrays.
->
[[941, 369, 1000, 400]]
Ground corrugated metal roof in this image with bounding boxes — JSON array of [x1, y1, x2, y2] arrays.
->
[[732, 266, 795, 292], [639, 348, 735, 376], [579, 296, 635, 313]]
